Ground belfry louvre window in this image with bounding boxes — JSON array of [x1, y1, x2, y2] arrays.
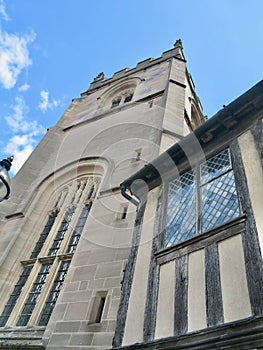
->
[[123, 93, 133, 103], [0, 176, 100, 328], [111, 98, 121, 108], [164, 148, 240, 248], [111, 90, 134, 108]]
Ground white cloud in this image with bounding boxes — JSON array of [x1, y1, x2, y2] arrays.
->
[[0, 29, 36, 89], [4, 136, 35, 174], [38, 90, 49, 112], [0, 0, 9, 21], [18, 83, 30, 92], [38, 89, 61, 113], [4, 97, 45, 174]]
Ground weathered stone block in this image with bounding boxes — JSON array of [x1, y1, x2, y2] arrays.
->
[[64, 301, 90, 321], [95, 261, 123, 279], [49, 333, 71, 346], [54, 321, 81, 333], [60, 290, 92, 303], [103, 276, 121, 288], [69, 332, 93, 346], [91, 332, 114, 346], [71, 265, 97, 282]]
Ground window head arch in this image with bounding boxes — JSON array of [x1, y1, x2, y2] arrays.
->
[[100, 77, 142, 108], [111, 88, 134, 108], [0, 162, 103, 328]]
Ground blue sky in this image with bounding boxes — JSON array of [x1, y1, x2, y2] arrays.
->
[[0, 0, 262, 175]]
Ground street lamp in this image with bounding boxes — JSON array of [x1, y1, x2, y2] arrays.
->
[[0, 156, 13, 202]]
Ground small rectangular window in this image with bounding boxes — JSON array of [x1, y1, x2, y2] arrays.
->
[[89, 291, 107, 323], [135, 149, 142, 161], [121, 206, 128, 220], [116, 204, 128, 221], [95, 296, 106, 323]]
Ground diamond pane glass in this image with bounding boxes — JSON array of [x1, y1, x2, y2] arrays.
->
[[164, 170, 196, 247], [201, 170, 240, 232], [201, 149, 231, 184]]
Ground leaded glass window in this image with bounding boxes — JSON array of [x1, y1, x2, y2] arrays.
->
[[165, 170, 196, 247], [38, 261, 70, 326], [16, 264, 52, 326], [0, 266, 32, 327], [67, 203, 91, 253], [164, 148, 240, 248], [1, 176, 100, 328], [48, 207, 76, 256], [30, 211, 58, 259]]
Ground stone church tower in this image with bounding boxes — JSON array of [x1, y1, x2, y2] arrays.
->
[[0, 41, 204, 349], [2, 40, 262, 350]]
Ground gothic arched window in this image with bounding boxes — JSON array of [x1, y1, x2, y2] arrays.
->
[[111, 89, 134, 108], [0, 175, 100, 328]]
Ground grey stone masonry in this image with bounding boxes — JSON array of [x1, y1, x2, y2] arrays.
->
[[0, 41, 204, 350]]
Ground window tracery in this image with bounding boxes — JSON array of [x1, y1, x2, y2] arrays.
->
[[0, 175, 100, 328], [111, 89, 134, 108]]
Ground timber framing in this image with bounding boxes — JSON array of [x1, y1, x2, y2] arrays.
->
[[121, 79, 263, 196], [111, 316, 263, 349]]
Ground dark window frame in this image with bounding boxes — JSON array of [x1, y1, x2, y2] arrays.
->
[[163, 148, 242, 249], [111, 91, 134, 109]]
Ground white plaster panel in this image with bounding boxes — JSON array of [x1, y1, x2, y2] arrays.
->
[[218, 234, 251, 323], [238, 130, 263, 256], [155, 260, 175, 339], [122, 188, 158, 346], [187, 249, 206, 332]]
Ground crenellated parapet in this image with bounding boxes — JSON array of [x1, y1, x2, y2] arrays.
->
[[82, 40, 185, 96]]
